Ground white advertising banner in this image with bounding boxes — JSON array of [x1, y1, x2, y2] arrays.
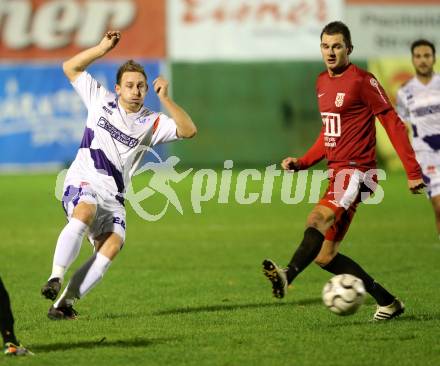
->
[[167, 0, 344, 61], [347, 5, 440, 58]]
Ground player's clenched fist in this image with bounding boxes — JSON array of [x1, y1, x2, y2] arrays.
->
[[99, 31, 121, 53], [281, 157, 300, 171], [153, 76, 169, 99]]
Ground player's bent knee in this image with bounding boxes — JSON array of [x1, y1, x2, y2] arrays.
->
[[98, 233, 124, 260], [314, 254, 333, 267], [108, 242, 122, 257], [98, 243, 121, 261], [73, 203, 97, 226], [306, 212, 325, 228], [306, 212, 332, 231], [314, 239, 339, 267]]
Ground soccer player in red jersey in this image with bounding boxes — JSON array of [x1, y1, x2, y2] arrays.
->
[[262, 21, 425, 320]]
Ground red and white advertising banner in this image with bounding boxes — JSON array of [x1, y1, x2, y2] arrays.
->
[[167, 0, 344, 61], [346, 1, 440, 58], [0, 0, 165, 60]]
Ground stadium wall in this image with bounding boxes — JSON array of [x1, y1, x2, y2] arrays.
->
[[169, 60, 367, 166]]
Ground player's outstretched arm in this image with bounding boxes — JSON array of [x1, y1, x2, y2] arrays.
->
[[153, 76, 197, 139], [281, 157, 300, 171], [63, 31, 121, 82], [282, 130, 325, 171]]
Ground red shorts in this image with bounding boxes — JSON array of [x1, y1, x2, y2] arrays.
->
[[319, 169, 377, 242]]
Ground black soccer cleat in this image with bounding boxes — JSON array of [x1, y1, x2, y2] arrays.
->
[[262, 259, 288, 299], [47, 305, 78, 320], [41, 278, 61, 300]]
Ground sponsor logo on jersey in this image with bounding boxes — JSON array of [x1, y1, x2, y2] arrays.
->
[[102, 106, 113, 115], [108, 101, 117, 109], [97, 117, 139, 148], [324, 136, 336, 147], [334, 93, 345, 107], [321, 112, 341, 138], [414, 104, 440, 117]]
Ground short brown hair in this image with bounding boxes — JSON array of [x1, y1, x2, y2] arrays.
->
[[320, 21, 353, 52], [116, 60, 147, 85], [411, 39, 436, 57]]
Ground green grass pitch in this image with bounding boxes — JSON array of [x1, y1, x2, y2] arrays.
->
[[1, 170, 439, 365]]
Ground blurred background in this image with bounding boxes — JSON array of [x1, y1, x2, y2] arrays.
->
[[1, 0, 439, 171]]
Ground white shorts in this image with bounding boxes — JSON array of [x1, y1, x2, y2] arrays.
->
[[416, 151, 440, 198], [61, 182, 126, 245]]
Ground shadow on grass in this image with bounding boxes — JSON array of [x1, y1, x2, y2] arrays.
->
[[29, 336, 177, 353], [379, 313, 440, 322], [92, 312, 140, 320], [325, 312, 440, 328], [154, 298, 322, 315]]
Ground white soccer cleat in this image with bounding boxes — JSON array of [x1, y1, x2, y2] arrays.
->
[[373, 298, 405, 321]]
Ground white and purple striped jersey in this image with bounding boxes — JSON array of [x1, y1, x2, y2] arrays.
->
[[64, 71, 180, 204], [396, 74, 440, 154], [397, 73, 440, 197]]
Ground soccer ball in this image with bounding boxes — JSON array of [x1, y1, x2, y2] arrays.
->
[[322, 274, 366, 315]]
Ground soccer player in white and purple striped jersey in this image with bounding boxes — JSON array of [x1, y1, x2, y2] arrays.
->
[[41, 31, 197, 319], [397, 39, 440, 235]]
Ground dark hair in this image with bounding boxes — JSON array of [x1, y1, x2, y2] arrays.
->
[[116, 60, 147, 85], [320, 21, 353, 51], [411, 39, 436, 57]]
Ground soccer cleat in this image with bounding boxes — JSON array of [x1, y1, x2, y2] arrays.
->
[[47, 305, 78, 320], [3, 342, 34, 356], [262, 259, 288, 299], [41, 278, 61, 300], [373, 298, 405, 321]]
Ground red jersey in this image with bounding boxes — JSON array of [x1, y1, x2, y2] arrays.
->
[[297, 63, 422, 180]]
